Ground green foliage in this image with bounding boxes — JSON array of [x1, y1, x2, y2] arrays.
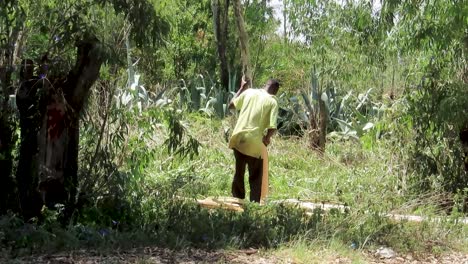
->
[[1, 0, 468, 259], [403, 66, 468, 194], [165, 74, 235, 118], [165, 109, 200, 159], [77, 70, 202, 228], [277, 68, 385, 140], [152, 0, 217, 81], [328, 88, 386, 141], [9, 0, 170, 80], [379, 0, 468, 196], [100, 0, 170, 47], [0, 0, 22, 213], [2, 111, 468, 257], [243, 0, 280, 82], [285, 0, 387, 92]]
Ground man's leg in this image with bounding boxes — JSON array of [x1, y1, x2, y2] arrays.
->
[[232, 149, 247, 199], [247, 156, 263, 202]]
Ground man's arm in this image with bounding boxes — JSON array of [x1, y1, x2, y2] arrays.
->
[[263, 100, 279, 146], [229, 76, 250, 109], [262, 129, 276, 146]]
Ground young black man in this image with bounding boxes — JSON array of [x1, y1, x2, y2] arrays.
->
[[228, 77, 280, 202]]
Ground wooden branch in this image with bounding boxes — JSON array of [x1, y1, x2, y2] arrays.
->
[[212, 0, 230, 91], [65, 37, 103, 112], [232, 0, 252, 84]]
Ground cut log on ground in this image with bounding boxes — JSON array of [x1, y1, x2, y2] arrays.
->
[[196, 197, 468, 225]]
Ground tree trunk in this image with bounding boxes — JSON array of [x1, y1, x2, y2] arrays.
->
[[232, 0, 252, 84], [309, 98, 327, 154], [0, 78, 17, 214], [0, 30, 20, 214], [16, 37, 102, 220], [308, 113, 320, 150], [461, 125, 468, 171], [16, 67, 44, 218], [212, 0, 230, 91], [318, 98, 328, 151], [283, 0, 288, 44]]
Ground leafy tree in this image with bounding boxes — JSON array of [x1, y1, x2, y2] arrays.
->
[[380, 0, 468, 195], [243, 0, 279, 83], [283, 0, 384, 151], [151, 0, 216, 82], [1, 0, 169, 220]]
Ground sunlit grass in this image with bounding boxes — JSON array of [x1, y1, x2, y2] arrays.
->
[[147, 113, 403, 209], [1, 114, 467, 259], [136, 113, 468, 252], [274, 240, 367, 264]]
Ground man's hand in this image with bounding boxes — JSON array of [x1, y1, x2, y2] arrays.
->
[[263, 129, 276, 146], [229, 75, 251, 110], [240, 75, 250, 90]]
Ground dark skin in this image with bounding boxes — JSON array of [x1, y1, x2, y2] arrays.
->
[[229, 77, 279, 146]]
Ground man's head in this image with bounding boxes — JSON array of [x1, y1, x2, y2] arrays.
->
[[264, 78, 280, 95]]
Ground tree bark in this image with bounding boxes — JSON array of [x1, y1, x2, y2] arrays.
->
[[232, 0, 252, 84], [212, 0, 230, 91], [308, 113, 320, 150], [0, 73, 17, 213], [283, 0, 288, 44], [0, 25, 21, 214], [16, 37, 103, 220], [16, 62, 45, 218], [309, 98, 327, 153], [461, 124, 468, 171], [318, 98, 328, 152]]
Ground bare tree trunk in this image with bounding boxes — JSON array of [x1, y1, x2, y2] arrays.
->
[[318, 98, 327, 152], [461, 126, 468, 171], [283, 0, 288, 44], [16, 60, 45, 218], [308, 100, 327, 154], [16, 37, 103, 220], [232, 0, 252, 84], [0, 17, 23, 214], [308, 112, 320, 150], [0, 119, 17, 214], [212, 0, 230, 91]]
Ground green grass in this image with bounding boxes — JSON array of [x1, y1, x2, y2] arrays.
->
[[129, 113, 467, 251], [275, 240, 368, 263], [1, 113, 467, 259], [147, 113, 403, 209]]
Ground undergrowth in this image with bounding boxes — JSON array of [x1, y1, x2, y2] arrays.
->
[[1, 114, 467, 259]]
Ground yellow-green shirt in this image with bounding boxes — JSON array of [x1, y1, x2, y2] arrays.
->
[[229, 88, 279, 158]]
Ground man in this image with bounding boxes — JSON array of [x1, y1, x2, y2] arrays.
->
[[228, 77, 280, 202]]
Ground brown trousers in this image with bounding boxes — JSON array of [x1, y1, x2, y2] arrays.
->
[[232, 149, 263, 202]]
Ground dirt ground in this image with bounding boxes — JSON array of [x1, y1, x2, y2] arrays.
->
[[5, 248, 276, 264], [363, 251, 468, 264], [6, 247, 468, 264]]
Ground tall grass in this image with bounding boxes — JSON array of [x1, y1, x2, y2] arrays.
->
[[1, 74, 467, 259]]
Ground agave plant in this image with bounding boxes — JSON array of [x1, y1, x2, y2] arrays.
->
[[276, 94, 308, 136], [201, 72, 238, 118], [170, 72, 238, 118], [116, 73, 151, 114], [328, 88, 388, 140], [286, 66, 386, 143]]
